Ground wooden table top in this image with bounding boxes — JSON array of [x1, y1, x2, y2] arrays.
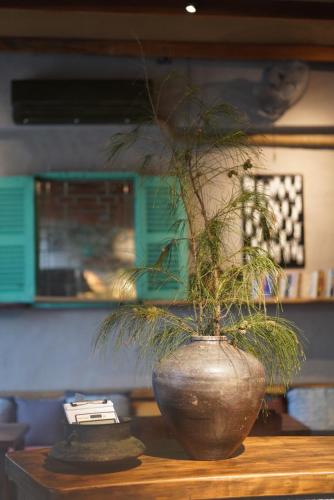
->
[[6, 435, 334, 499]]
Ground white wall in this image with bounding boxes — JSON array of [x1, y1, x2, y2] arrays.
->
[[0, 307, 151, 391], [262, 147, 334, 272], [0, 52, 334, 390]]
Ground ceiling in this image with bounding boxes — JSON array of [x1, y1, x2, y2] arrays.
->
[[1, 10, 334, 45], [0, 1, 334, 60], [1, 1, 334, 17]]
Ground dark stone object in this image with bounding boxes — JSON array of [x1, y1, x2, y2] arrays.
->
[[153, 336, 266, 460], [48, 418, 145, 466]]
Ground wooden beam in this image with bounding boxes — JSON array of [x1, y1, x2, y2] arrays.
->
[[174, 128, 334, 149], [249, 134, 334, 149], [1, 38, 334, 62], [0, 1, 334, 20]]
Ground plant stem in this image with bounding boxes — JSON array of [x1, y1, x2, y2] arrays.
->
[[187, 155, 221, 335], [178, 177, 204, 333]]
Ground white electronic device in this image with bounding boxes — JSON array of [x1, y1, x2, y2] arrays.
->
[[63, 399, 120, 425]]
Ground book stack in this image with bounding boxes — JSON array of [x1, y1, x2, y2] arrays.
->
[[253, 269, 334, 301], [278, 272, 302, 299], [303, 269, 334, 299], [277, 269, 334, 300], [325, 269, 334, 297]]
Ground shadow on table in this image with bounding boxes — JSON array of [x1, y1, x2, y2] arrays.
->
[[44, 453, 142, 475], [144, 438, 245, 461]]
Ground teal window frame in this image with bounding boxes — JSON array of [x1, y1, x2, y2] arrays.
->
[[0, 172, 188, 306], [0, 176, 35, 303]]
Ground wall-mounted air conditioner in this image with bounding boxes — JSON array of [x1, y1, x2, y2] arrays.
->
[[11, 79, 152, 125]]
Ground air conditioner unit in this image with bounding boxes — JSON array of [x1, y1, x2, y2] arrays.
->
[[11, 79, 152, 125]]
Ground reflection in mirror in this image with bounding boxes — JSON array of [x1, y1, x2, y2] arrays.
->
[[36, 179, 136, 300]]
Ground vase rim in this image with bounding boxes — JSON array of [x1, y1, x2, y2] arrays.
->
[[191, 335, 228, 341]]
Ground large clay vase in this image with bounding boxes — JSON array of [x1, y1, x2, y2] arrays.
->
[[152, 336, 266, 460]]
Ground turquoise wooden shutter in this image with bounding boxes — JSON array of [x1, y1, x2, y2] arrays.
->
[[0, 176, 35, 302], [135, 176, 188, 300]]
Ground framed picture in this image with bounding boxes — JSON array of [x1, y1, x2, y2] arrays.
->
[[242, 174, 305, 268]]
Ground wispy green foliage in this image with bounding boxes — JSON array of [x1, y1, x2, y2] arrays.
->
[[224, 314, 305, 387], [96, 305, 195, 363], [98, 77, 304, 387]]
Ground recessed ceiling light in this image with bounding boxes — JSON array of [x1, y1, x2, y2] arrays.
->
[[185, 4, 197, 14]]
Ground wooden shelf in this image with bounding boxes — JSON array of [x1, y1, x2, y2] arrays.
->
[[35, 296, 135, 302], [33, 296, 334, 307], [260, 297, 334, 305], [146, 298, 334, 305]]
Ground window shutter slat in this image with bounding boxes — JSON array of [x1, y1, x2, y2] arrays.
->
[[135, 176, 188, 301], [0, 177, 35, 303]]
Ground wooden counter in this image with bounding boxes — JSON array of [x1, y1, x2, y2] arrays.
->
[[6, 435, 334, 499]]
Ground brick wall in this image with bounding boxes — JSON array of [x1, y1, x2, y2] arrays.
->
[[36, 179, 135, 297], [37, 179, 133, 226]]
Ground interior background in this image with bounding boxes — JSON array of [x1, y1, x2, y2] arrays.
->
[[0, 53, 333, 391]]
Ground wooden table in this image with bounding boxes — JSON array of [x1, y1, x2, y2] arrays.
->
[[5, 417, 334, 500], [252, 411, 310, 435], [0, 423, 29, 500]]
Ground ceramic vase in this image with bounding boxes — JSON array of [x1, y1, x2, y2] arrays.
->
[[152, 336, 266, 460]]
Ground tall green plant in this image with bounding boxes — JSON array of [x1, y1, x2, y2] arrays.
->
[[97, 80, 304, 387]]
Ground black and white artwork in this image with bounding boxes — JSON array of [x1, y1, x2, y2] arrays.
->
[[242, 174, 305, 268]]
